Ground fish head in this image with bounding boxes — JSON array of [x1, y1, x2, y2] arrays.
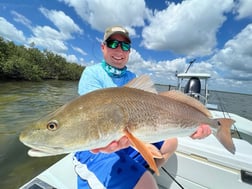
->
[[19, 103, 92, 156], [19, 93, 126, 157]]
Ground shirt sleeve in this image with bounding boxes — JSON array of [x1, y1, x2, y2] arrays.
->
[[78, 67, 103, 95]]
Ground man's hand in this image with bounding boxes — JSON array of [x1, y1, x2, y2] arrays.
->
[[190, 124, 212, 139], [90, 136, 130, 154]]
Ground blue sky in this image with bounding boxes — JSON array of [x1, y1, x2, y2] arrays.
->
[[0, 0, 252, 94]]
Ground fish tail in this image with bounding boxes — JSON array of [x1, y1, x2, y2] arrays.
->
[[214, 118, 236, 154]]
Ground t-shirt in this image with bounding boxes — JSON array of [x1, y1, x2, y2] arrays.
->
[[78, 62, 136, 95]]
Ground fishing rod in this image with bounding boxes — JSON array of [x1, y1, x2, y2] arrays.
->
[[216, 93, 242, 139], [178, 59, 196, 83], [184, 59, 196, 74], [175, 59, 196, 77], [161, 167, 184, 189], [148, 165, 184, 188]]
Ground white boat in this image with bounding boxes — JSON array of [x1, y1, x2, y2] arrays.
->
[[20, 73, 252, 189], [176, 72, 252, 139], [155, 73, 252, 189]]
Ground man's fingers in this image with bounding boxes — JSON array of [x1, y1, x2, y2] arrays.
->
[[90, 136, 130, 154], [191, 124, 212, 139]]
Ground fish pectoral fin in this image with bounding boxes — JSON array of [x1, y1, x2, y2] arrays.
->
[[124, 130, 160, 175], [145, 143, 163, 159]]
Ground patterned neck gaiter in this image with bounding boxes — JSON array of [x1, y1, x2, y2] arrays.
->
[[102, 60, 127, 77]]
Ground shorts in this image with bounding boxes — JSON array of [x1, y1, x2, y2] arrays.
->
[[73, 149, 146, 189]]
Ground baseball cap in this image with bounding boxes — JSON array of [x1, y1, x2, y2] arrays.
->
[[103, 26, 131, 43]]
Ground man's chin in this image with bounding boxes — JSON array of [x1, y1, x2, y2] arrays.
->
[[111, 62, 125, 68]]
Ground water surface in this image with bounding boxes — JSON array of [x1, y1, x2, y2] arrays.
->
[[0, 81, 78, 189]]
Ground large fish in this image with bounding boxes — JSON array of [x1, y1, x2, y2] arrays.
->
[[19, 75, 235, 175]]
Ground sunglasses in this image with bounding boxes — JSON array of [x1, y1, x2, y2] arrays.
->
[[105, 40, 131, 51]]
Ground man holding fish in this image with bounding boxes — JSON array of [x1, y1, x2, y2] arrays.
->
[[20, 26, 235, 189], [73, 26, 212, 189]]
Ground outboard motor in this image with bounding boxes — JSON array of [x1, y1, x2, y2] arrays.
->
[[184, 77, 201, 100]]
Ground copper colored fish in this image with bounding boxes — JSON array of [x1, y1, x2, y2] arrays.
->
[[19, 75, 235, 175]]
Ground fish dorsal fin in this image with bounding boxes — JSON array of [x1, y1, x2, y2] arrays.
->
[[159, 90, 212, 118], [124, 75, 158, 94]]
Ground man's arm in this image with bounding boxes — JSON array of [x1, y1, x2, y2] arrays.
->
[[78, 67, 103, 95]]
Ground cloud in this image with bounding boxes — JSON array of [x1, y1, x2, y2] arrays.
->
[[32, 25, 65, 40], [211, 23, 252, 81], [141, 0, 233, 57], [128, 47, 252, 94], [11, 10, 32, 29], [128, 49, 188, 85], [0, 17, 26, 42], [28, 36, 68, 53], [58, 0, 147, 33], [27, 8, 83, 55], [39, 7, 83, 39], [59, 53, 79, 63], [1, 7, 83, 57], [72, 46, 87, 56], [234, 0, 252, 19]]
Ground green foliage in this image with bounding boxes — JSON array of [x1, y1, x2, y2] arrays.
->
[[0, 36, 85, 81]]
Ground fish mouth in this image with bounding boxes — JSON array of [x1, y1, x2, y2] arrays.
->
[[22, 141, 65, 157], [27, 148, 57, 157]]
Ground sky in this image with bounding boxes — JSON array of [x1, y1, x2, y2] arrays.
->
[[0, 0, 252, 94]]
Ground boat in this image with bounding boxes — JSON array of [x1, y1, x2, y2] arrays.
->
[[155, 72, 252, 189], [20, 73, 252, 189], [176, 72, 252, 140]]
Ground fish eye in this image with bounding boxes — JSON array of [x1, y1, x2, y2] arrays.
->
[[47, 120, 59, 131]]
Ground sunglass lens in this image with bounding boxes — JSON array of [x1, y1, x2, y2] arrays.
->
[[121, 42, 130, 51], [107, 40, 119, 49]]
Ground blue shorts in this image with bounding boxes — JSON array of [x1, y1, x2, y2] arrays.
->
[[73, 142, 163, 189], [74, 149, 146, 189]]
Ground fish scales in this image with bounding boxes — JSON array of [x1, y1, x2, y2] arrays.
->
[[100, 87, 216, 141], [103, 87, 213, 128]]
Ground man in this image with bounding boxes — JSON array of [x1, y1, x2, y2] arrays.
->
[[74, 26, 211, 189]]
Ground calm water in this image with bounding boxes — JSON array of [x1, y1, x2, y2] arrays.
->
[[0, 81, 251, 189]]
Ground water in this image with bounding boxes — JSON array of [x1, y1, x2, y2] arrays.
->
[[155, 84, 252, 121], [0, 81, 78, 189], [0, 81, 251, 189]]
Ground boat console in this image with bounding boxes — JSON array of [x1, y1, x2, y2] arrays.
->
[[176, 72, 218, 109]]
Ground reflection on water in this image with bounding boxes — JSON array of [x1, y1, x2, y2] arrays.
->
[[0, 81, 78, 189], [0, 81, 251, 189]]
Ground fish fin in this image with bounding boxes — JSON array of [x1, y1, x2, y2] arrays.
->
[[214, 118, 236, 154], [145, 143, 163, 159], [124, 130, 160, 175], [159, 90, 212, 118], [124, 75, 158, 94]]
